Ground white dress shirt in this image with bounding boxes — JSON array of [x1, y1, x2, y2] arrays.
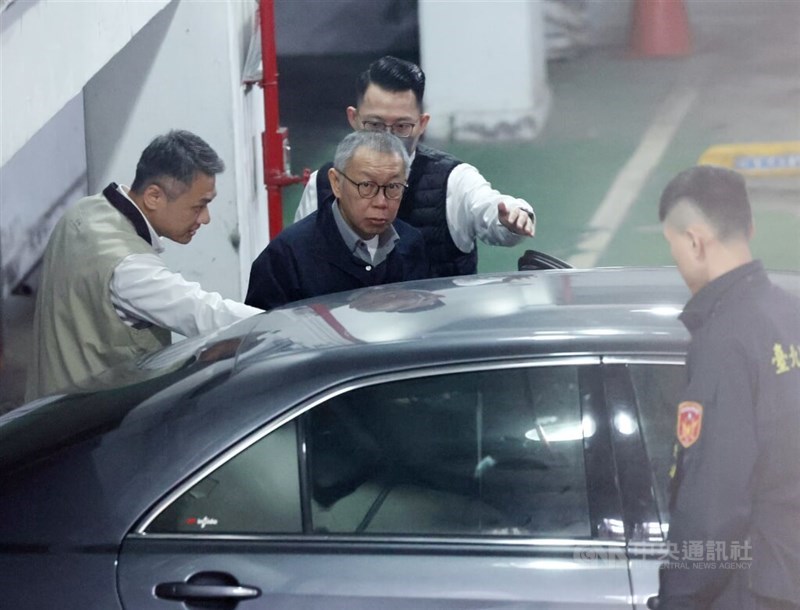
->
[[294, 154, 535, 254], [109, 185, 260, 337]]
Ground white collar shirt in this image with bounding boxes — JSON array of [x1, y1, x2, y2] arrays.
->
[[109, 185, 259, 336]]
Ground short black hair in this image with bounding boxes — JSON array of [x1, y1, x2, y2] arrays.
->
[[131, 130, 224, 197], [659, 165, 752, 240], [356, 56, 425, 110]]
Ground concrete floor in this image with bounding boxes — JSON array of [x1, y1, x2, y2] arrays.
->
[[2, 0, 799, 413]]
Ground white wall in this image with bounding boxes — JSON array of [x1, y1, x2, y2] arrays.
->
[[0, 93, 88, 296], [83, 0, 267, 301], [0, 0, 171, 168], [419, 0, 551, 141]]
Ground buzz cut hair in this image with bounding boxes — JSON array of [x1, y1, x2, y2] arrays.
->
[[658, 165, 752, 240]]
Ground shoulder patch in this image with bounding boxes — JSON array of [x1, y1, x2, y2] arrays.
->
[[677, 401, 703, 448]]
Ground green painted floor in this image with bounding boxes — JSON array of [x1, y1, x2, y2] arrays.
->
[[277, 1, 800, 274]]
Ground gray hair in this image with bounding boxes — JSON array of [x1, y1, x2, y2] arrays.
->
[[131, 130, 225, 198], [333, 131, 410, 179]]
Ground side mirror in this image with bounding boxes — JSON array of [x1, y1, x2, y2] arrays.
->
[[517, 249, 573, 271]]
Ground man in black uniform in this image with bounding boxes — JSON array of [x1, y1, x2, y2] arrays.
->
[[656, 165, 800, 609]]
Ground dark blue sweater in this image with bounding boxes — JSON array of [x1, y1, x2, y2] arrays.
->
[[246, 202, 429, 310]]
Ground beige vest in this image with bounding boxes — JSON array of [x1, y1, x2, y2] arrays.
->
[[26, 193, 171, 400]]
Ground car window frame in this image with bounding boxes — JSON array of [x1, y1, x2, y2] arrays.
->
[[601, 356, 685, 552], [135, 356, 625, 550]]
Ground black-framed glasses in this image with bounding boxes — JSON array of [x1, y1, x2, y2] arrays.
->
[[359, 118, 417, 138], [337, 170, 407, 200]]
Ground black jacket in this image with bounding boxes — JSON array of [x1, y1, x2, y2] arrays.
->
[[315, 144, 474, 278], [659, 260, 800, 608], [245, 202, 429, 310]]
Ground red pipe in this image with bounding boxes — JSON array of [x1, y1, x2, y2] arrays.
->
[[259, 0, 308, 239]]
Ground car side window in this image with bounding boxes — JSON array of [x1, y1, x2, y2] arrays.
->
[[628, 363, 686, 531], [308, 366, 592, 538], [147, 365, 592, 539], [147, 421, 302, 534]]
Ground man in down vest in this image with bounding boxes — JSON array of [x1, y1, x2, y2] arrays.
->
[[294, 55, 536, 278]]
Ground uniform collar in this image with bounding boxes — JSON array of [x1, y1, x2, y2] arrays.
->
[[117, 184, 164, 253], [679, 260, 765, 332]]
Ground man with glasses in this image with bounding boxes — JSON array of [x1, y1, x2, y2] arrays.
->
[[294, 55, 536, 278], [245, 131, 428, 310]]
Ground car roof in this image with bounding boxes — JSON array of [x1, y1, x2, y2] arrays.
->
[[234, 267, 694, 368]]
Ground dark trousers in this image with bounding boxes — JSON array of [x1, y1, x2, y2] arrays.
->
[[712, 569, 799, 610]]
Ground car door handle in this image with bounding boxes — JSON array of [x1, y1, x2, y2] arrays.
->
[[155, 582, 261, 601]]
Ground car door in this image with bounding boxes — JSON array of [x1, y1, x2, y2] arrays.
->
[[118, 358, 634, 609], [601, 357, 687, 609]]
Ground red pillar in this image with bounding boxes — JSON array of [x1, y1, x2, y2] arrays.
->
[[259, 0, 308, 239]]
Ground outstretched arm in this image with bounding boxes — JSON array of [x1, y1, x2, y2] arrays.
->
[[446, 163, 536, 252], [111, 253, 260, 337]]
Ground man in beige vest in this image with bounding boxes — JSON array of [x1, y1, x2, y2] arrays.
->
[[26, 130, 260, 401]]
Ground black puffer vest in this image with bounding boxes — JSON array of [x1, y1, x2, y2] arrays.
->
[[315, 144, 475, 277]]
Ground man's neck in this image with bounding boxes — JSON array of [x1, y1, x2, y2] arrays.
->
[[122, 185, 145, 212], [705, 243, 753, 286], [117, 185, 163, 252]]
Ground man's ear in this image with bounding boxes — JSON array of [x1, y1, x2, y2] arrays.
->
[[686, 223, 714, 261], [417, 112, 431, 135], [328, 167, 342, 200], [346, 106, 359, 130], [141, 184, 165, 211]]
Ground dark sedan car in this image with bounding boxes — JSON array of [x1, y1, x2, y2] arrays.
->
[[2, 267, 798, 609]]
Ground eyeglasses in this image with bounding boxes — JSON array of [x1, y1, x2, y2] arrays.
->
[[337, 170, 407, 200], [360, 118, 417, 138]]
